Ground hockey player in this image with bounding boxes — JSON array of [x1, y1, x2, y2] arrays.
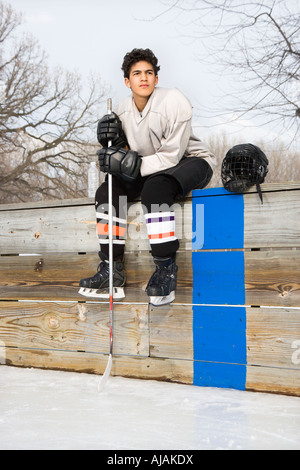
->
[[79, 48, 215, 306]]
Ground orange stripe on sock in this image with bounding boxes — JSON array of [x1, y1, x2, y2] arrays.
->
[[97, 223, 109, 235], [148, 231, 175, 240], [97, 223, 126, 238], [115, 226, 126, 238]]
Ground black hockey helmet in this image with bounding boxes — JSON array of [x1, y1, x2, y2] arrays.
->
[[221, 143, 269, 203]]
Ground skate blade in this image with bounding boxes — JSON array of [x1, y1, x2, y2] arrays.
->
[[149, 291, 175, 307], [78, 287, 125, 300]]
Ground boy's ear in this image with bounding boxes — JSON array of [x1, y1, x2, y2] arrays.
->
[[125, 77, 131, 89]]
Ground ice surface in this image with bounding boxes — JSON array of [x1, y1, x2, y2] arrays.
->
[[0, 366, 299, 450]]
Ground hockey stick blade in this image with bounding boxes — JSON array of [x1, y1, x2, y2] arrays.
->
[[98, 353, 112, 392], [149, 291, 176, 307], [78, 287, 125, 300]]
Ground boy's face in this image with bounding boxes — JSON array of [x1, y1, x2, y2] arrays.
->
[[125, 61, 158, 102]]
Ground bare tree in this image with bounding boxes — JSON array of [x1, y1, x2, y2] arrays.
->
[[0, 2, 106, 203], [152, 0, 300, 143]]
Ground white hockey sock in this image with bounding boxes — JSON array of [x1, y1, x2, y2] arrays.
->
[[145, 211, 177, 246]]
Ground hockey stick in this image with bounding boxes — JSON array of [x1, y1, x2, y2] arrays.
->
[[98, 98, 113, 392]]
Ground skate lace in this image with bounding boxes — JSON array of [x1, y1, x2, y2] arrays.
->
[[94, 261, 109, 280]]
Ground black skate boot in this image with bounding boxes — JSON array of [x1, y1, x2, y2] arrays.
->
[[78, 252, 125, 299], [146, 256, 178, 306]]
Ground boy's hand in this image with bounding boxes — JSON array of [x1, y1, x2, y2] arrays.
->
[[97, 146, 141, 182], [97, 112, 128, 148]]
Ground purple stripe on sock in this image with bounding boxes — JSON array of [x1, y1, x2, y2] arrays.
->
[[146, 215, 175, 224]]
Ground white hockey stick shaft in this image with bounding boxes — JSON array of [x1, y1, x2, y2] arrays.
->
[[99, 98, 113, 392]]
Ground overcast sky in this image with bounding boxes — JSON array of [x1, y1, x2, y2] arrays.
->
[[6, 0, 298, 147]]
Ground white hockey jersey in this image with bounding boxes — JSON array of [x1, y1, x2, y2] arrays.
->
[[114, 87, 215, 178]]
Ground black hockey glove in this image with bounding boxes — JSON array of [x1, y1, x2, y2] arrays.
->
[[97, 146, 141, 182], [97, 112, 128, 148]]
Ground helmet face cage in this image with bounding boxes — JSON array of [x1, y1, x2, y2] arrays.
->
[[221, 144, 269, 194]]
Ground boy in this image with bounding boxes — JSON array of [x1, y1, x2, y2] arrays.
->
[[79, 48, 215, 306]]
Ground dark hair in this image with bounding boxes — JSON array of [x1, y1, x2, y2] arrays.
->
[[121, 48, 160, 78]]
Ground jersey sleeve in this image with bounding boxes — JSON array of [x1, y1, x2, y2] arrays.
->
[[140, 119, 192, 177]]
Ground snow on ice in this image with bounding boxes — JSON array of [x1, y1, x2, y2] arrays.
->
[[0, 366, 299, 450]]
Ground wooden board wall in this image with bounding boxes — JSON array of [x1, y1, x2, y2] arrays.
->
[[0, 182, 300, 396]]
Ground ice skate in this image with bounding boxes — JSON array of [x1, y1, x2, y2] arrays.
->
[[78, 252, 125, 300], [146, 256, 178, 306]]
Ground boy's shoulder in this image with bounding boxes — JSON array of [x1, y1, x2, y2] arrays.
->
[[153, 87, 192, 120], [114, 94, 131, 117], [154, 87, 191, 106], [156, 87, 187, 99]]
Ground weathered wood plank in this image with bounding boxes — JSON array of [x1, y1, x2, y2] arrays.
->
[[0, 204, 99, 254], [3, 348, 300, 395], [1, 250, 299, 307], [0, 252, 193, 304], [2, 302, 298, 373], [245, 250, 300, 307], [0, 253, 150, 302], [244, 189, 300, 248], [246, 307, 300, 369], [0, 301, 149, 357], [1, 184, 299, 254], [2, 348, 194, 384], [2, 346, 299, 395], [0, 199, 193, 254], [149, 304, 193, 360], [246, 365, 300, 396]]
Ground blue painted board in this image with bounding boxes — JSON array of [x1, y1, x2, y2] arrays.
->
[[192, 251, 245, 305], [193, 361, 247, 390], [191, 188, 247, 391], [193, 305, 247, 363], [192, 188, 244, 250]]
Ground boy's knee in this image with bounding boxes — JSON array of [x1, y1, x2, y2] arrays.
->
[[141, 175, 180, 212]]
